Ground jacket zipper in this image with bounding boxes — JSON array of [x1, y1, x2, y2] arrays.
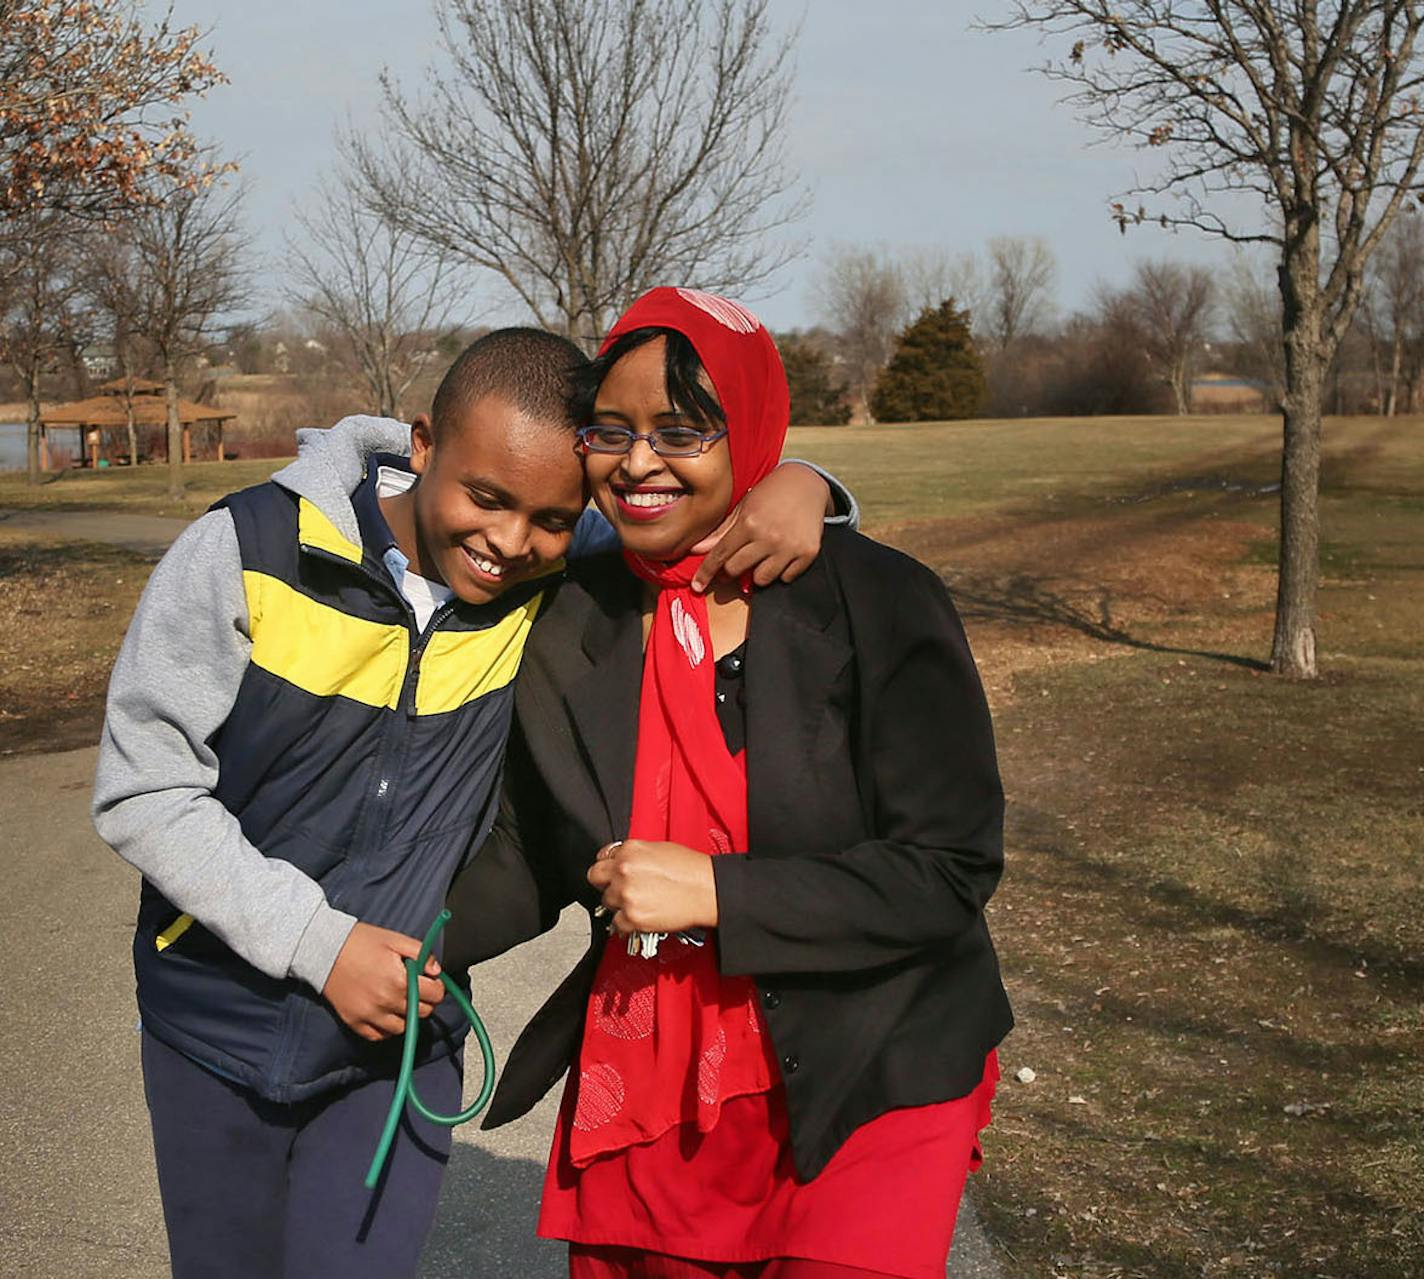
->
[[297, 543, 456, 878]]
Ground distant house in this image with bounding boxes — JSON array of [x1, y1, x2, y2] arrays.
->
[[82, 343, 119, 379], [1190, 372, 1270, 414]]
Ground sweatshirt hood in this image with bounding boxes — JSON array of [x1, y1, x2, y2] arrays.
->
[[268, 415, 411, 547]]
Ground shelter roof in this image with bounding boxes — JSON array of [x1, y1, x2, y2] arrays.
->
[[39, 396, 236, 428], [96, 376, 165, 396]]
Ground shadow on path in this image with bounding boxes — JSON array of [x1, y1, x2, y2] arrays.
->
[[422, 1144, 563, 1277], [421, 1144, 1005, 1278]]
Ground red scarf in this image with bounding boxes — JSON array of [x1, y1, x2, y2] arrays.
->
[[569, 289, 790, 1166]]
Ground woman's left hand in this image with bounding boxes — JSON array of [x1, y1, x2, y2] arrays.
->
[[588, 840, 720, 936], [690, 461, 832, 592]]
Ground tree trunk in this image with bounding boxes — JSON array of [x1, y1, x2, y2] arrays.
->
[[1271, 254, 1324, 679], [1170, 358, 1190, 415], [25, 375, 42, 486], [164, 358, 184, 500], [1369, 333, 1387, 414], [1387, 335, 1403, 417], [120, 353, 138, 466]]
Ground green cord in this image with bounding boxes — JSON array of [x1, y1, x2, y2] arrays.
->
[[364, 910, 496, 1189]]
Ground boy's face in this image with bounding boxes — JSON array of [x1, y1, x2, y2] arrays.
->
[[409, 395, 586, 605]]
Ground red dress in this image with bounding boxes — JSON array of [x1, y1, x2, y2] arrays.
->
[[540, 1028, 998, 1279]]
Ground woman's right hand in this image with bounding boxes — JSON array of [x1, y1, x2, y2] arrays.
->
[[589, 839, 720, 936], [322, 922, 444, 1041]]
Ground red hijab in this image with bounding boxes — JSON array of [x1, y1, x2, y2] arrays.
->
[[599, 287, 790, 535], [569, 289, 788, 1165]]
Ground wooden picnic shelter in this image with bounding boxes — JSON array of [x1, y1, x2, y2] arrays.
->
[[37, 378, 237, 469]]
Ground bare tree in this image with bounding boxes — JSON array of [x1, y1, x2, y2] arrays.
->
[[988, 3, 1424, 677], [87, 231, 151, 466], [0, 217, 89, 483], [1115, 259, 1216, 415], [902, 247, 989, 329], [1224, 255, 1286, 407], [811, 245, 907, 420], [285, 162, 464, 419], [128, 173, 250, 498], [985, 235, 1057, 350], [0, 1, 225, 224], [353, 0, 803, 349], [1360, 214, 1424, 413]]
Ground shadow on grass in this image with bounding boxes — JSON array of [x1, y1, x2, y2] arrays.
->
[[978, 1109, 1411, 1278], [1008, 801, 1423, 985], [945, 569, 1271, 672], [988, 801, 1422, 1273]]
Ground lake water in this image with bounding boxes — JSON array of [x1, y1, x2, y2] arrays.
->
[[0, 422, 84, 472]]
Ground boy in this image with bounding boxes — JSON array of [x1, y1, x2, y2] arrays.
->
[[93, 328, 853, 1277]]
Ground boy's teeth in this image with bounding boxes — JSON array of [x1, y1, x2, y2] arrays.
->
[[470, 551, 503, 576], [624, 491, 682, 508]]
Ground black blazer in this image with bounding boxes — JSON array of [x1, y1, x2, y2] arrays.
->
[[446, 526, 1013, 1179]]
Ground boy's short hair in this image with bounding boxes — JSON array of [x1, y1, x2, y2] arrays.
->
[[431, 327, 588, 441]]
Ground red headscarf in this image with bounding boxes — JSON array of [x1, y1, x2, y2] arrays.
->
[[569, 288, 788, 1165], [599, 286, 790, 533]]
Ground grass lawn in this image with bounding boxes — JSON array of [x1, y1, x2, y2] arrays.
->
[[0, 456, 287, 518], [2, 412, 1420, 1275]]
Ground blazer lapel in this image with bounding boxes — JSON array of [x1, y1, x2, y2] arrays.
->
[[745, 555, 856, 858], [563, 579, 643, 837]]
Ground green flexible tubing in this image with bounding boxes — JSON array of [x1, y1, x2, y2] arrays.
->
[[364, 910, 496, 1189]]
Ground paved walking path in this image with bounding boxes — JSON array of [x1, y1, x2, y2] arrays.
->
[[0, 508, 191, 558]]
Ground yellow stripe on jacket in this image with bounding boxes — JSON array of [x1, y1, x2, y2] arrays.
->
[[243, 571, 546, 715], [244, 571, 410, 709], [155, 913, 194, 951], [296, 497, 364, 564], [415, 592, 545, 715]]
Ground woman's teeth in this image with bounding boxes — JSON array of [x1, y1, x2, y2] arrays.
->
[[622, 491, 683, 507]]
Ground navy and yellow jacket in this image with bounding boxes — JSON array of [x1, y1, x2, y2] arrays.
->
[[94, 416, 563, 1101]]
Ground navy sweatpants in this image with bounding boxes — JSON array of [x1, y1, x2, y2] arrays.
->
[[141, 1029, 462, 1279]]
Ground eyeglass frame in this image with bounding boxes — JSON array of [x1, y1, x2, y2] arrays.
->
[[576, 423, 729, 458]]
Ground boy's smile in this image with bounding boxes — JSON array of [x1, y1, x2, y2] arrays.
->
[[381, 394, 587, 606]]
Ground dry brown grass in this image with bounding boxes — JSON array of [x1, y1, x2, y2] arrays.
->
[[0, 528, 150, 755]]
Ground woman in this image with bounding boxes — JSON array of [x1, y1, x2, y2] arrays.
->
[[448, 288, 1011, 1279]]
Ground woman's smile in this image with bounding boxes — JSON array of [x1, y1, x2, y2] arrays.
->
[[611, 484, 690, 522]]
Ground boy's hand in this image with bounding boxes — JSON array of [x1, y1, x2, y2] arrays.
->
[[322, 922, 445, 1042], [691, 461, 832, 592]]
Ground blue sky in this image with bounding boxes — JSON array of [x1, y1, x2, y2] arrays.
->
[[172, 0, 1251, 331]]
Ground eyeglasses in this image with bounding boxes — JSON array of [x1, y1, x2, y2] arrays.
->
[[577, 424, 728, 458]]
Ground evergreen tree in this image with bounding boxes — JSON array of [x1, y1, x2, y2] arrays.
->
[[778, 331, 851, 425], [870, 299, 985, 422]]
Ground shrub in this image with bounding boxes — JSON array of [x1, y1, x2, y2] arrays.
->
[[777, 331, 851, 425], [870, 300, 985, 422]]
